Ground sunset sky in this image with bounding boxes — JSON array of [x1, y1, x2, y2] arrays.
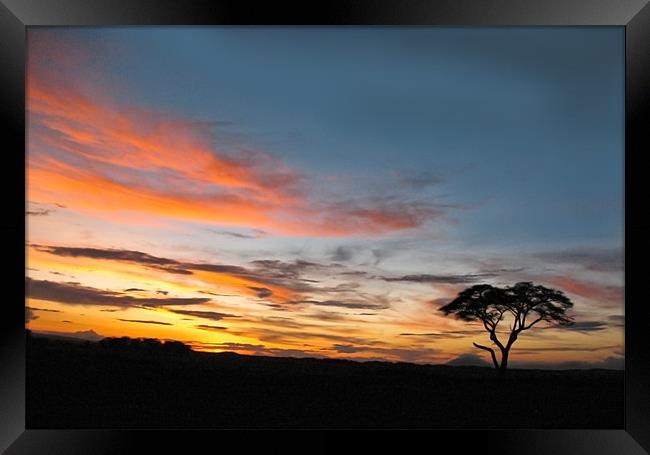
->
[[26, 27, 624, 368]]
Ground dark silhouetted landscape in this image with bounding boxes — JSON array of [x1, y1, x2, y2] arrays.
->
[[26, 333, 623, 429]]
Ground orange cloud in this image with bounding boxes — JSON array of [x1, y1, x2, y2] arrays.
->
[[30, 243, 306, 305], [191, 270, 297, 303], [547, 276, 623, 306], [29, 75, 301, 203], [27, 36, 444, 237]]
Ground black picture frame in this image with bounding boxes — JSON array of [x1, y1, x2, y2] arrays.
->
[[1, 0, 648, 453]]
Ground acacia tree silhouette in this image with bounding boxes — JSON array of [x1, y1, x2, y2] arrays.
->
[[440, 282, 574, 373]]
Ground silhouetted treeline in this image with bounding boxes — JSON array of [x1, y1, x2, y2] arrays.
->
[[26, 333, 623, 429], [98, 336, 192, 355]]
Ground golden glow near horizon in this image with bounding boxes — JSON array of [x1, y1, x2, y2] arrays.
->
[[25, 247, 623, 365], [25, 29, 624, 369]]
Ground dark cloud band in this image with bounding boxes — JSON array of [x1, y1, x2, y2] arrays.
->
[[26, 278, 210, 308]]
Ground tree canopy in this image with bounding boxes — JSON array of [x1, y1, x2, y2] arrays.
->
[[439, 281, 574, 371]]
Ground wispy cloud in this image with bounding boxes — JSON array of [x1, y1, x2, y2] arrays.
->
[[535, 247, 623, 272], [27, 278, 211, 307], [167, 310, 239, 321], [332, 344, 364, 354], [608, 315, 625, 326], [330, 246, 356, 262], [195, 324, 228, 331], [382, 272, 497, 284], [28, 306, 62, 313], [208, 229, 267, 239], [561, 321, 609, 332], [26, 307, 37, 322], [26, 208, 52, 216], [393, 170, 444, 189], [32, 245, 193, 275], [32, 244, 374, 303], [26, 201, 62, 217], [117, 319, 173, 326], [248, 286, 273, 298], [300, 299, 388, 310], [400, 329, 483, 339], [546, 276, 623, 307]]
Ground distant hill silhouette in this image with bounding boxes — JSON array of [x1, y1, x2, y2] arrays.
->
[[26, 333, 623, 429]]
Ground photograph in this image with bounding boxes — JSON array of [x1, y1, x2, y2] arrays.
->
[[25, 26, 625, 429]]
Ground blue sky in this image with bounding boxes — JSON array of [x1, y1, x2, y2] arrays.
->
[[75, 27, 624, 248]]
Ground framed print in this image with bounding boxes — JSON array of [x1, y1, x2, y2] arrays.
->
[[1, 0, 649, 453]]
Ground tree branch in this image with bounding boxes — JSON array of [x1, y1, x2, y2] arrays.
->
[[521, 308, 529, 330], [482, 320, 494, 332], [506, 330, 518, 350], [523, 316, 544, 330], [489, 329, 506, 351], [515, 309, 525, 332], [473, 342, 499, 369]]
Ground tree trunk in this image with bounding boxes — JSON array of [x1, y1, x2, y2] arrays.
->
[[498, 348, 510, 375]]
